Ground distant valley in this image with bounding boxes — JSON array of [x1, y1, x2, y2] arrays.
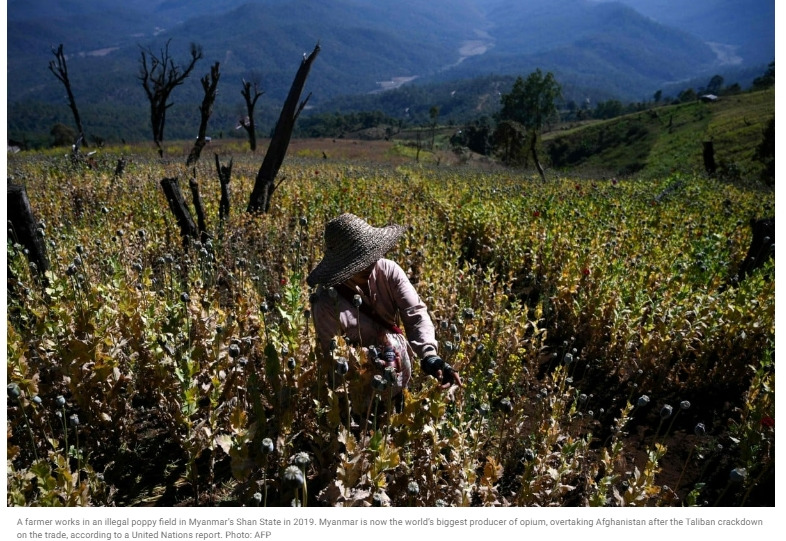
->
[[6, 0, 774, 145]]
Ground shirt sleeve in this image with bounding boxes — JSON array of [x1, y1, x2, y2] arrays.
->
[[312, 289, 343, 359], [375, 259, 438, 359]]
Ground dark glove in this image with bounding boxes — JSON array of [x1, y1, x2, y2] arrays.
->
[[421, 355, 456, 386]]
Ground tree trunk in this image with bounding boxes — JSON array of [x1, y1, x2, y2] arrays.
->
[[8, 184, 50, 279], [49, 44, 87, 147], [187, 62, 220, 166], [247, 44, 320, 213], [702, 141, 717, 176], [216, 154, 233, 222], [189, 178, 209, 244], [160, 177, 198, 246], [736, 217, 774, 283], [241, 79, 263, 152], [531, 132, 547, 182], [114, 156, 127, 178]]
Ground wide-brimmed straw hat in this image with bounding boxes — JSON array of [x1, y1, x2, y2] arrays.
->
[[307, 213, 405, 287]]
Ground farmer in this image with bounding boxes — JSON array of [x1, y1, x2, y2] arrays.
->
[[307, 213, 462, 394]]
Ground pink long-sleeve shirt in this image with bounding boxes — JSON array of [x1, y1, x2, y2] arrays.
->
[[312, 258, 438, 361]]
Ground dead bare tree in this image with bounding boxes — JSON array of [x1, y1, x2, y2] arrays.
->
[[239, 79, 264, 151], [247, 43, 320, 213], [139, 40, 203, 156], [48, 44, 87, 147], [187, 62, 221, 166]]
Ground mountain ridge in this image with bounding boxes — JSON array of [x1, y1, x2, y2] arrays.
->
[[6, 0, 773, 144]]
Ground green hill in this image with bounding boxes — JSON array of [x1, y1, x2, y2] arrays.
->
[[541, 89, 774, 179]]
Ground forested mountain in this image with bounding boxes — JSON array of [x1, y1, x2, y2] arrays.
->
[[601, 0, 774, 65], [6, 0, 774, 145]]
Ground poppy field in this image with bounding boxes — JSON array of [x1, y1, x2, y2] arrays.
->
[[6, 143, 775, 507]]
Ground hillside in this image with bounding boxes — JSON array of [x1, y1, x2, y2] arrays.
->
[[541, 89, 774, 179]]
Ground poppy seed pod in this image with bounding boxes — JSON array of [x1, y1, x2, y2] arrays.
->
[[335, 358, 349, 376], [637, 395, 650, 407], [228, 344, 241, 358], [407, 481, 420, 496], [680, 400, 691, 410], [353, 294, 362, 307], [660, 404, 673, 419], [694, 423, 706, 436], [384, 365, 397, 384], [283, 465, 305, 488], [372, 374, 387, 392], [7, 383, 21, 399], [294, 452, 310, 469], [180, 292, 190, 303], [261, 438, 274, 455], [499, 397, 513, 413], [56, 395, 66, 407], [729, 467, 747, 484]]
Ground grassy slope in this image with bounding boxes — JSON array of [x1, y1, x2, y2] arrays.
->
[[542, 89, 774, 179]]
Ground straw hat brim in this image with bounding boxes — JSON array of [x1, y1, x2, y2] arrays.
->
[[307, 214, 405, 287]]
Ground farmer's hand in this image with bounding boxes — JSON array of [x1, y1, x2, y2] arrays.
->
[[421, 356, 463, 389]]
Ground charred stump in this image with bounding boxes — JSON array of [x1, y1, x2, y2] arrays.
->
[[188, 178, 209, 244], [216, 154, 233, 221], [8, 184, 50, 279], [160, 177, 198, 246], [247, 43, 320, 213], [703, 141, 717, 176], [115, 156, 127, 178], [734, 217, 774, 283]]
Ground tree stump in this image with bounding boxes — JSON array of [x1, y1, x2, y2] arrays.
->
[[215, 154, 233, 221], [160, 177, 198, 246], [8, 184, 50, 278], [702, 141, 716, 176], [736, 217, 774, 283]]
